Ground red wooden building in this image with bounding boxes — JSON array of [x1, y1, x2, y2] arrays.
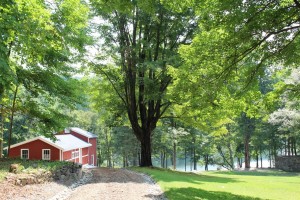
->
[[8, 127, 98, 166]]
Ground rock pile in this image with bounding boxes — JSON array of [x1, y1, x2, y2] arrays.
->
[[53, 163, 82, 181], [6, 169, 53, 186], [48, 169, 93, 200], [6, 162, 82, 186]]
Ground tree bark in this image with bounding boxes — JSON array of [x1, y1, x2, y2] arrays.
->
[[0, 105, 4, 158], [287, 137, 291, 156], [193, 147, 197, 170], [294, 138, 297, 156], [184, 148, 187, 172], [140, 133, 152, 166], [244, 133, 251, 168], [228, 141, 234, 169], [204, 154, 209, 171], [7, 85, 18, 156], [256, 150, 259, 168], [173, 141, 176, 170], [260, 147, 263, 168]]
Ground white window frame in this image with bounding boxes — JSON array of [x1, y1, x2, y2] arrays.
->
[[71, 150, 79, 159], [21, 149, 29, 159], [42, 149, 51, 160]]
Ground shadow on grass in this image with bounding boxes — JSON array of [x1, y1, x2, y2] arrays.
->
[[165, 187, 264, 200], [212, 169, 300, 177], [142, 167, 242, 184]]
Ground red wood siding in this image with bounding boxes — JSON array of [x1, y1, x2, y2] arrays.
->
[[63, 148, 89, 164], [70, 130, 98, 166], [70, 131, 88, 142], [89, 138, 97, 166], [63, 150, 72, 161], [9, 139, 60, 160], [81, 147, 89, 165], [82, 156, 88, 165], [82, 147, 88, 155]]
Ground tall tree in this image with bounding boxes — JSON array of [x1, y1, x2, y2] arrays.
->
[[0, 0, 90, 155], [90, 0, 197, 166]]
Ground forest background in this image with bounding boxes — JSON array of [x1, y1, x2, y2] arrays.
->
[[1, 0, 300, 170]]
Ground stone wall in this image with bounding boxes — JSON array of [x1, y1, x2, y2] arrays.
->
[[6, 163, 82, 186], [275, 156, 300, 172]]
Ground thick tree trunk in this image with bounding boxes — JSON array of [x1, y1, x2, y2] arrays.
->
[[138, 151, 141, 166], [190, 149, 193, 171], [7, 85, 18, 156], [288, 138, 290, 156], [228, 142, 234, 169], [294, 138, 297, 156], [0, 106, 4, 158], [260, 148, 263, 168], [256, 150, 259, 168], [204, 154, 209, 171], [244, 133, 251, 169], [173, 142, 176, 170], [166, 153, 168, 168], [104, 128, 112, 168], [285, 139, 287, 156], [140, 133, 152, 167], [184, 148, 187, 172], [193, 147, 197, 170], [161, 150, 165, 168]]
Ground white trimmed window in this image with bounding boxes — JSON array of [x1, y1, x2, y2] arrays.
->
[[71, 150, 79, 159], [21, 149, 29, 159], [42, 149, 51, 160]]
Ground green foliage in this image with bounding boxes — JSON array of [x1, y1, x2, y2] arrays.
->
[[0, 0, 90, 150]]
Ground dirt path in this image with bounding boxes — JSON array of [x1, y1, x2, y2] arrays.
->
[[0, 168, 166, 200], [67, 168, 165, 200]]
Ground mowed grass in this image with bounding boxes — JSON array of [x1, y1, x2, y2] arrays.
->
[[132, 167, 300, 200]]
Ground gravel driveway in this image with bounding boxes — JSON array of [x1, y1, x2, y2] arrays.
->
[[0, 168, 166, 200]]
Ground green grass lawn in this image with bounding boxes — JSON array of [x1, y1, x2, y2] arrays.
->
[[132, 167, 300, 200]]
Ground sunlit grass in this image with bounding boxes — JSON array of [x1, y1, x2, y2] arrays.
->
[[132, 167, 300, 200]]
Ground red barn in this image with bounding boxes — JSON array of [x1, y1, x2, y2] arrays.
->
[[8, 127, 98, 166]]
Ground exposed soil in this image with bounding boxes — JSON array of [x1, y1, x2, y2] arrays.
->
[[0, 168, 166, 200]]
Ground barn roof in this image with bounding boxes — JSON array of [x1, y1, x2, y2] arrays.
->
[[9, 135, 92, 151], [70, 127, 98, 138], [44, 135, 92, 151]]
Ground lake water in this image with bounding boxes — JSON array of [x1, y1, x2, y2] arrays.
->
[[153, 157, 274, 171]]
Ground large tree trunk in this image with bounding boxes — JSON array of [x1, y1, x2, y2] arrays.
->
[[7, 85, 18, 156], [294, 137, 297, 156], [173, 141, 176, 170], [184, 148, 187, 172], [140, 133, 152, 167], [97, 2, 196, 168], [244, 133, 251, 168], [0, 105, 4, 158], [204, 154, 209, 171], [228, 141, 234, 169], [240, 112, 255, 169]]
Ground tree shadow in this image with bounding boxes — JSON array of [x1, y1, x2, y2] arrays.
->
[[142, 168, 242, 184], [165, 187, 264, 200]]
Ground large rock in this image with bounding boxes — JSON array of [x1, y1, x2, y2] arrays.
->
[[9, 164, 19, 174]]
